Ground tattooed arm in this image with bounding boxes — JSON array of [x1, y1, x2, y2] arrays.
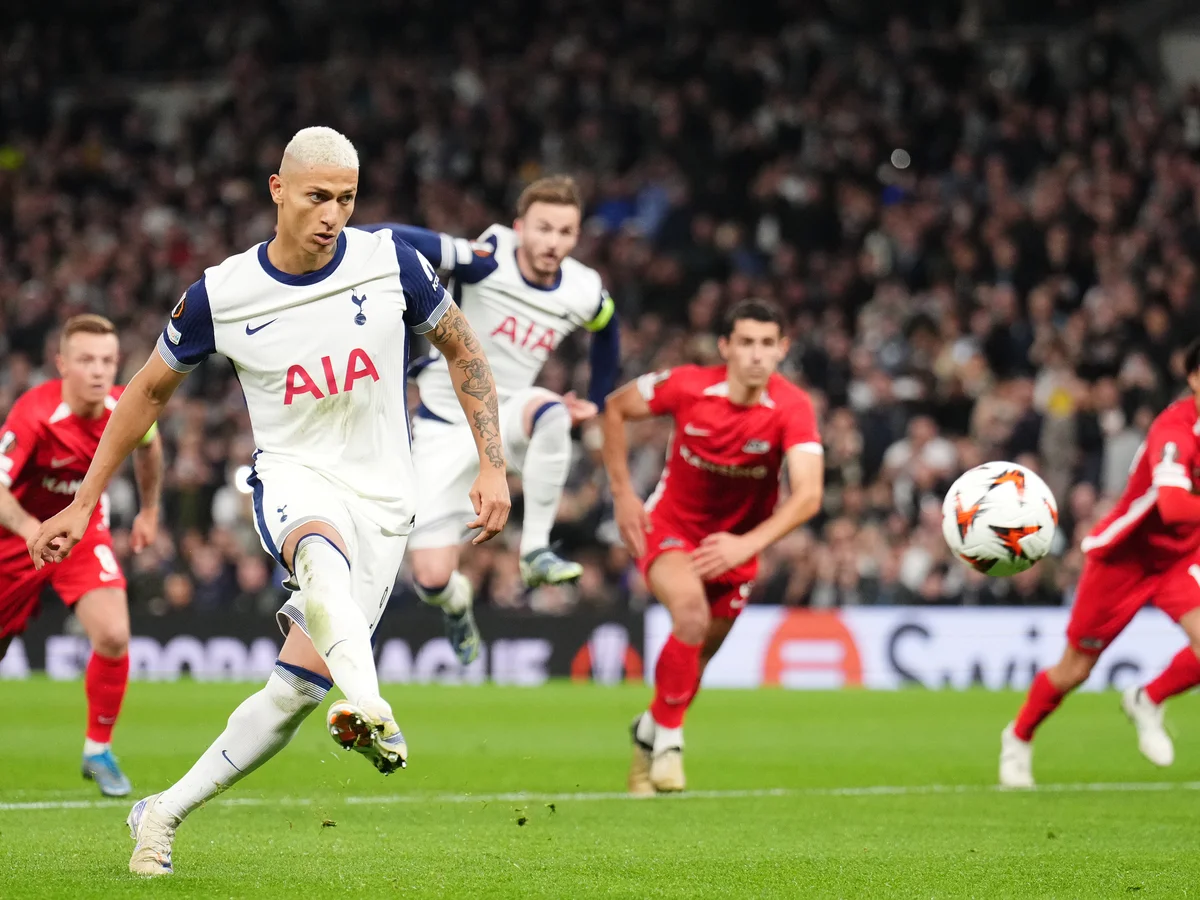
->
[[425, 302, 511, 543]]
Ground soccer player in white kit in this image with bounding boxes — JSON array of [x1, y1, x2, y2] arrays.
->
[[364, 176, 620, 661], [28, 127, 510, 876]]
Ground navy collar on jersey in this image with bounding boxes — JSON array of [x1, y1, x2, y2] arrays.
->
[[514, 249, 563, 291], [258, 232, 348, 286]]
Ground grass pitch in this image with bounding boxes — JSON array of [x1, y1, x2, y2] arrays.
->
[[0, 679, 1197, 898]]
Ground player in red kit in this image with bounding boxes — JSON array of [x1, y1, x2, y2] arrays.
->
[[1001, 340, 1200, 787], [602, 300, 824, 794], [0, 314, 163, 796]]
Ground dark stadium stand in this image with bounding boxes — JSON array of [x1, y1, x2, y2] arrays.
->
[[1, 2, 1190, 615]]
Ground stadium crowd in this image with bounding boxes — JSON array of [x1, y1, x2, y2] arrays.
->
[[0, 2, 1186, 616]]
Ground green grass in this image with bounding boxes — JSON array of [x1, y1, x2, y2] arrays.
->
[[1, 680, 1197, 898]]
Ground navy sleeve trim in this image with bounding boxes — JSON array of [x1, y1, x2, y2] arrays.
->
[[410, 293, 453, 335], [156, 334, 199, 373], [587, 310, 620, 409], [159, 276, 215, 370], [453, 234, 500, 285], [394, 236, 455, 333]]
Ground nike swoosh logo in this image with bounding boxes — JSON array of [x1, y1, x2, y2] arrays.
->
[[50, 457, 76, 468], [245, 319, 277, 335], [683, 424, 710, 436], [325, 639, 347, 659]]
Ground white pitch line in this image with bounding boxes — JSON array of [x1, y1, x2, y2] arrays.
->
[[3, 781, 1200, 813]]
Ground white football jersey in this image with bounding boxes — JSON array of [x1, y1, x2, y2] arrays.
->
[[412, 224, 611, 422], [156, 226, 452, 531]]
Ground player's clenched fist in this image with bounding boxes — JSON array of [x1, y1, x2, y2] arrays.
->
[[613, 489, 650, 559], [468, 468, 511, 544], [28, 500, 92, 568], [130, 506, 160, 553]]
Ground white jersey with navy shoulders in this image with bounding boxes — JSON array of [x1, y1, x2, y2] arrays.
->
[[364, 222, 619, 425], [156, 226, 453, 531]]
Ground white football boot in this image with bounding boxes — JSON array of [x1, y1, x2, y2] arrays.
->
[[999, 722, 1035, 789], [649, 725, 686, 793], [1122, 686, 1175, 767], [127, 793, 176, 876], [327, 700, 408, 774]]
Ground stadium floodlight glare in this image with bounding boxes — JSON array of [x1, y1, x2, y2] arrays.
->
[[234, 465, 253, 495]]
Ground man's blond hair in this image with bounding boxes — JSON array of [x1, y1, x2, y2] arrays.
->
[[281, 126, 359, 171]]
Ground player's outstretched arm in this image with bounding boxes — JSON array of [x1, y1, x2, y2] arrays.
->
[[29, 352, 187, 567], [693, 446, 824, 580], [362, 223, 496, 284], [573, 299, 620, 421], [425, 303, 511, 544], [600, 380, 655, 558], [130, 427, 165, 553]]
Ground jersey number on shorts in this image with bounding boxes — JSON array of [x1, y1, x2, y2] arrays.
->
[[94, 545, 122, 582]]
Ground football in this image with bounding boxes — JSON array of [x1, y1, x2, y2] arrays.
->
[[942, 461, 1058, 577]]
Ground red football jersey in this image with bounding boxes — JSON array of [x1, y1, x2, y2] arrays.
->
[[0, 380, 124, 532], [637, 365, 821, 540], [1081, 397, 1200, 569]]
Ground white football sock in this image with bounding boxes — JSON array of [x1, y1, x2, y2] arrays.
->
[[156, 662, 329, 823], [654, 725, 684, 754], [518, 402, 572, 557], [83, 738, 110, 756], [414, 571, 472, 616], [635, 711, 656, 746], [293, 535, 389, 714]]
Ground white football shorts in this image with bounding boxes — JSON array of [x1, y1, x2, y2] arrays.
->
[[247, 455, 411, 636], [407, 386, 557, 550]]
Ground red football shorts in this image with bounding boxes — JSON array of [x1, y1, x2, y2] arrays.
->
[[0, 527, 126, 639], [1067, 553, 1200, 654], [637, 519, 757, 620]]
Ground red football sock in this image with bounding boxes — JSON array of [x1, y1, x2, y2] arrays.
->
[[85, 652, 129, 744], [1145, 647, 1200, 705], [650, 635, 701, 729], [1013, 671, 1065, 742]]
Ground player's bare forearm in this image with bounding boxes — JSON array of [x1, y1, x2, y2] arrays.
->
[[601, 382, 655, 557], [133, 434, 164, 512], [601, 381, 653, 497], [0, 485, 38, 539], [744, 449, 824, 555], [75, 353, 186, 512], [426, 304, 504, 470]]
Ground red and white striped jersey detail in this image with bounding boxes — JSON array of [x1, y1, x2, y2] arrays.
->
[[1080, 488, 1158, 553]]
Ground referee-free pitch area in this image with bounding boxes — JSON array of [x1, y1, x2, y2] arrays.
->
[[1, 680, 1197, 898]]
